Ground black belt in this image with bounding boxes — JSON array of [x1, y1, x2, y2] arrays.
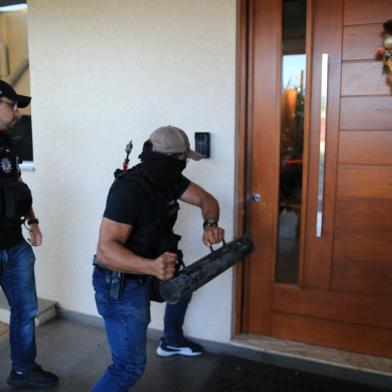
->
[[94, 263, 146, 299], [94, 264, 144, 282]]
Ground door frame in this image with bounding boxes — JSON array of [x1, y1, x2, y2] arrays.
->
[[234, 0, 314, 335], [235, 0, 284, 335], [234, 0, 249, 335]]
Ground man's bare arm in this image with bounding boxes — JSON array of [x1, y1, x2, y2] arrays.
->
[[180, 182, 219, 220], [96, 217, 177, 280], [180, 182, 224, 246], [25, 207, 42, 246]]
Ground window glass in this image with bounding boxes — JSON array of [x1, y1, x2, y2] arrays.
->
[[0, 2, 33, 168], [275, 0, 307, 283]]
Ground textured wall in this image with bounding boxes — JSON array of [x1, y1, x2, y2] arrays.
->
[[26, 0, 237, 343]]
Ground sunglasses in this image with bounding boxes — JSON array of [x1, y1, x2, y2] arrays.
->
[[0, 99, 18, 111]]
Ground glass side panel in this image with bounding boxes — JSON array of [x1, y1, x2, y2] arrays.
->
[[275, 0, 307, 283]]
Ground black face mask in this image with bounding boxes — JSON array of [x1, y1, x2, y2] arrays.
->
[[139, 149, 186, 189]]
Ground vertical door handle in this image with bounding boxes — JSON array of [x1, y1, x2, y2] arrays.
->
[[316, 53, 328, 238]]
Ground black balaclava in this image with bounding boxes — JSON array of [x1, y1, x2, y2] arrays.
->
[[138, 141, 186, 189]]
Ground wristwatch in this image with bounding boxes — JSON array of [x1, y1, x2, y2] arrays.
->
[[203, 218, 218, 230], [27, 218, 39, 225]]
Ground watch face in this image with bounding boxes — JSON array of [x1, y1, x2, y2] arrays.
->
[[204, 218, 218, 227]]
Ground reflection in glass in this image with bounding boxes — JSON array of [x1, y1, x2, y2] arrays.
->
[[275, 0, 307, 283]]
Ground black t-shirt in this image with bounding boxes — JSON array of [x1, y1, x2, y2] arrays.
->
[[0, 226, 23, 250], [103, 173, 190, 255], [0, 135, 23, 250]]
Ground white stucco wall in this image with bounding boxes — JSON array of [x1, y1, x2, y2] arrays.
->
[[24, 0, 237, 343]]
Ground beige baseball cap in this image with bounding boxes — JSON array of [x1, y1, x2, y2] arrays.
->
[[148, 125, 202, 161]]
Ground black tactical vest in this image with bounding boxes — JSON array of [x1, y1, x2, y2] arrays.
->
[[115, 166, 181, 259], [0, 146, 32, 225]]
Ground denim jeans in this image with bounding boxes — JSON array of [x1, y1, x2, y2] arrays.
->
[[163, 294, 192, 345], [0, 239, 38, 372], [92, 267, 151, 392]]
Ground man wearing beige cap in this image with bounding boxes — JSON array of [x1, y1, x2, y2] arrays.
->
[[92, 125, 224, 391]]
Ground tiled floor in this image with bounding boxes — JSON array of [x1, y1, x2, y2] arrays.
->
[[0, 318, 391, 392]]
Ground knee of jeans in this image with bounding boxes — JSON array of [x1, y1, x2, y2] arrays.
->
[[10, 300, 38, 322], [119, 362, 146, 388]]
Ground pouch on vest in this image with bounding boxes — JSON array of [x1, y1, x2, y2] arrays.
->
[[0, 147, 32, 224]]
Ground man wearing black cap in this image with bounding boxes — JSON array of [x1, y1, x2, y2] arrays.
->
[[0, 80, 58, 389], [92, 126, 224, 391]]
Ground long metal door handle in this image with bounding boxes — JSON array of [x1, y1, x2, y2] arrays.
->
[[316, 53, 328, 238]]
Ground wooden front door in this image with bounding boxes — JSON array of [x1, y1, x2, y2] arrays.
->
[[241, 0, 392, 357]]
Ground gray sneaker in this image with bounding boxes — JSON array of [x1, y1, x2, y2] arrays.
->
[[156, 337, 203, 357]]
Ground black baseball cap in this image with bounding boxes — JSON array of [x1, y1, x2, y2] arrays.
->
[[0, 80, 31, 108]]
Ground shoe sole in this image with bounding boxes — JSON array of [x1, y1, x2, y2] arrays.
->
[[7, 379, 58, 389], [156, 346, 202, 357]]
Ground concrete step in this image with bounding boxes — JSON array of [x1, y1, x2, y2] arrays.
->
[[0, 292, 57, 326]]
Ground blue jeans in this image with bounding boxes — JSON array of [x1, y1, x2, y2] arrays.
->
[[92, 267, 151, 392], [0, 239, 38, 372], [163, 294, 192, 345]]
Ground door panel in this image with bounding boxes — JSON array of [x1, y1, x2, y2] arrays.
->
[[339, 131, 392, 165], [344, 0, 392, 25], [337, 166, 392, 199], [272, 286, 392, 328], [246, 0, 281, 334], [340, 97, 392, 129], [271, 313, 392, 358], [343, 24, 386, 61], [334, 199, 392, 264], [243, 0, 392, 357], [332, 261, 392, 297], [302, 0, 342, 290], [341, 62, 391, 96]]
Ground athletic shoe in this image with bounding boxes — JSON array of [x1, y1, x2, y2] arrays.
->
[[7, 365, 59, 389], [156, 337, 203, 357]]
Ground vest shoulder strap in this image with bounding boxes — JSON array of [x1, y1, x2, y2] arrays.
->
[[119, 169, 154, 199]]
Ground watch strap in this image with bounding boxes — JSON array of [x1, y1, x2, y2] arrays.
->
[[203, 218, 218, 229]]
